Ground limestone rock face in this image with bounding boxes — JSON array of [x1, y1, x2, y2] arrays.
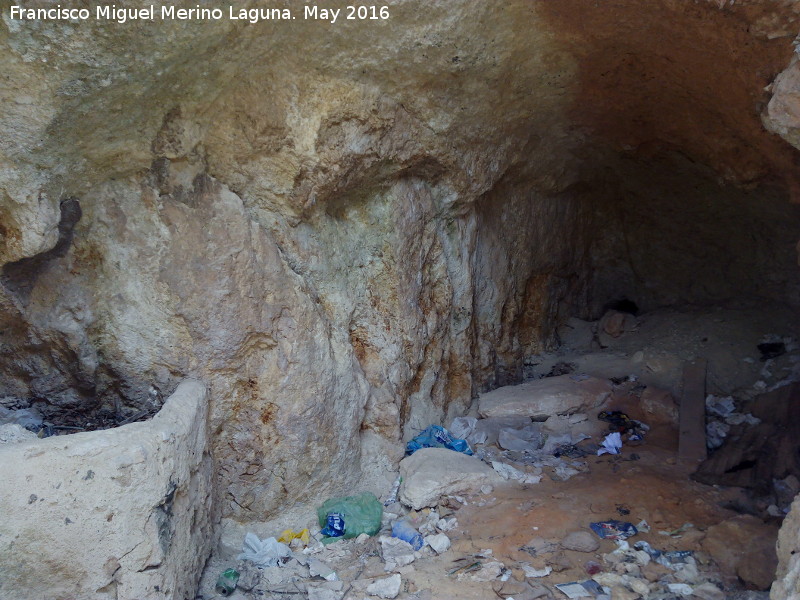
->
[[0, 380, 213, 600], [0, 4, 800, 595], [772, 494, 800, 600]]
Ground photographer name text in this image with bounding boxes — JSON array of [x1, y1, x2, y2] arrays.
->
[[8, 4, 391, 24]]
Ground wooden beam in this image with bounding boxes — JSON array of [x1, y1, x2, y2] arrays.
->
[[679, 358, 707, 464]]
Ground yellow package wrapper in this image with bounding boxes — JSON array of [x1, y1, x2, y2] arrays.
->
[[278, 528, 310, 546]]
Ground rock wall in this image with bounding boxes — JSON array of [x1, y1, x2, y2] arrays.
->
[[0, 380, 213, 600], [772, 493, 800, 600], [1, 0, 800, 559]]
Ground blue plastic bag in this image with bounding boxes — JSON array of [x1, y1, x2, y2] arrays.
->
[[406, 425, 473, 456]]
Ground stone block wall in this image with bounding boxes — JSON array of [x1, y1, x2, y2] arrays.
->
[[0, 380, 214, 600]]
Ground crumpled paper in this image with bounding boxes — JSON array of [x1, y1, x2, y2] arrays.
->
[[597, 432, 622, 456]]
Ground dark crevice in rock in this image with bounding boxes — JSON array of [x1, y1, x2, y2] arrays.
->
[[1, 198, 82, 305]]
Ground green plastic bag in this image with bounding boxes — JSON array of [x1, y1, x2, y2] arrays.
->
[[316, 492, 383, 543]]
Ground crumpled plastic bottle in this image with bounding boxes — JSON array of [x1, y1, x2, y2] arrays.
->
[[391, 519, 424, 550]]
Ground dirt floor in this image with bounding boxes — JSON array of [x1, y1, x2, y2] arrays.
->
[[198, 302, 799, 600]]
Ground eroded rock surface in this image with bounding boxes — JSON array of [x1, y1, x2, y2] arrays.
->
[[1, 1, 800, 597]]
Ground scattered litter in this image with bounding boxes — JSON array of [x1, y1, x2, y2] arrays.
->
[[317, 492, 383, 542], [706, 420, 730, 450], [705, 395, 736, 418], [278, 528, 310, 547], [589, 520, 638, 540], [406, 425, 472, 455], [658, 523, 694, 537], [447, 560, 482, 577], [491, 461, 542, 484], [584, 560, 601, 575], [554, 579, 605, 598], [384, 475, 402, 506], [321, 512, 346, 538], [597, 410, 648, 441], [635, 519, 650, 533], [465, 560, 505, 582], [214, 568, 239, 597], [633, 541, 693, 568], [615, 504, 630, 516], [437, 517, 458, 531], [596, 432, 622, 456], [237, 533, 291, 567], [391, 519, 424, 550], [522, 564, 552, 578], [448, 417, 477, 440]]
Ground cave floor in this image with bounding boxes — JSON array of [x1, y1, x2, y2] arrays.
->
[[200, 302, 798, 600]]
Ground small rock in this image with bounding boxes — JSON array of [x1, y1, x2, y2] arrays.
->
[[355, 533, 370, 544], [0, 423, 37, 444], [379, 536, 416, 570], [561, 530, 599, 552], [674, 559, 699, 583], [608, 585, 640, 600], [628, 577, 651, 596], [309, 558, 337, 581], [424, 533, 450, 554], [366, 574, 402, 599], [481, 484, 494, 495], [522, 537, 559, 556], [641, 561, 671, 582], [691, 582, 725, 600], [667, 582, 693, 596], [593, 573, 625, 588]]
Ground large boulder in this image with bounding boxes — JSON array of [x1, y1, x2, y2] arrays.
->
[[702, 514, 779, 590], [399, 448, 503, 510], [479, 375, 612, 421]]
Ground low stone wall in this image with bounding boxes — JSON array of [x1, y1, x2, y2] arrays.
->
[[0, 379, 214, 600]]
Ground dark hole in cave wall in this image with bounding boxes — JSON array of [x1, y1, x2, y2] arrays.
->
[[2, 198, 82, 304], [584, 153, 800, 318]]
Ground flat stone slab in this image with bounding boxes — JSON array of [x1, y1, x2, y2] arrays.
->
[[399, 448, 503, 510], [478, 375, 612, 420]]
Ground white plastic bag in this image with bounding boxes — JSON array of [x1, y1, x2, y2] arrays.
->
[[597, 432, 622, 456], [237, 533, 291, 567]]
